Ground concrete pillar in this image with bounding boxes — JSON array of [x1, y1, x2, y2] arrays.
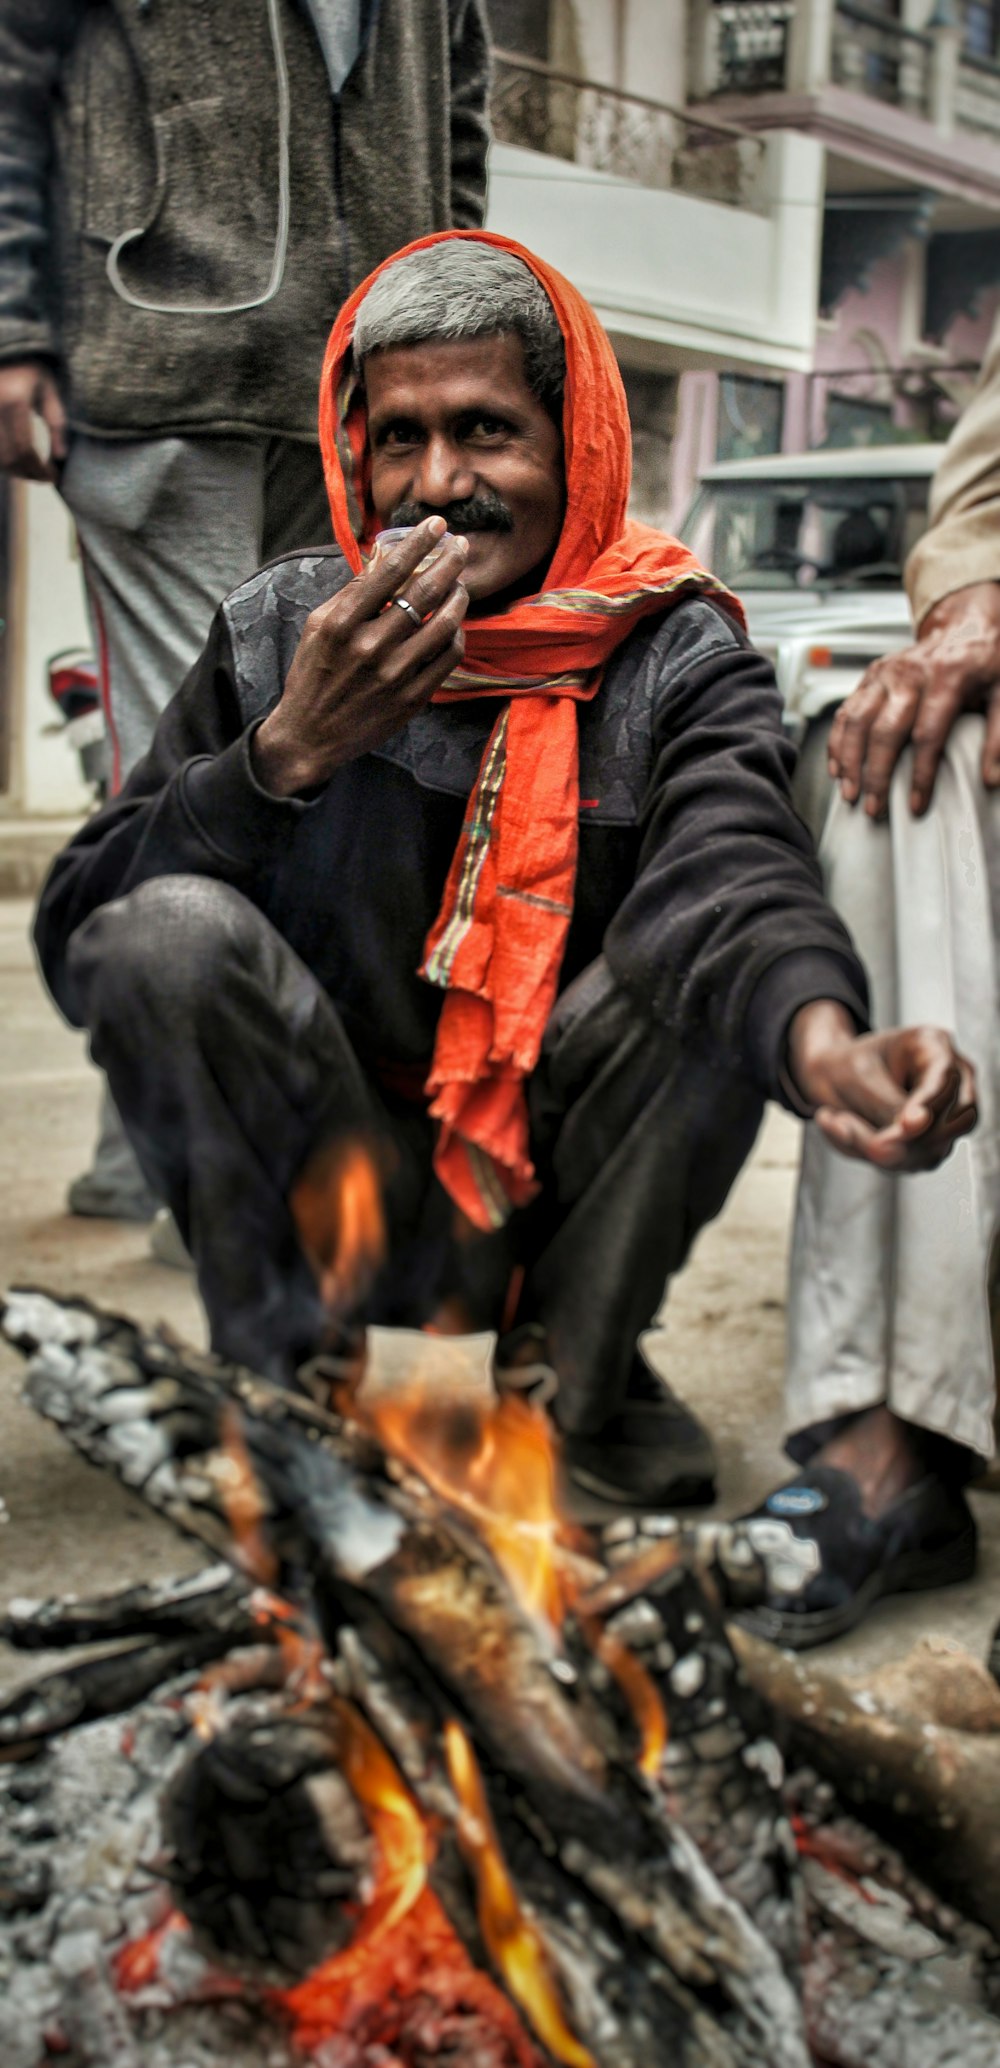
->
[[929, 20, 961, 135], [786, 0, 835, 94], [687, 0, 718, 99]]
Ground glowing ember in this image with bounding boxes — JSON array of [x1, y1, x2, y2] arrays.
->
[[362, 1385, 577, 1630], [790, 1814, 876, 1900], [274, 1887, 544, 2063], [113, 1909, 188, 1992], [112, 1896, 544, 2063], [250, 1590, 328, 1706], [215, 1404, 278, 1588], [273, 1703, 547, 2064], [445, 1720, 595, 2068], [291, 1135, 386, 1316]]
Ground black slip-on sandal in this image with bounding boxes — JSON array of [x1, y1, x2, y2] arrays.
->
[[734, 1463, 978, 1651]]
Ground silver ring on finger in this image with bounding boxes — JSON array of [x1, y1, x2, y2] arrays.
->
[[391, 595, 423, 631]]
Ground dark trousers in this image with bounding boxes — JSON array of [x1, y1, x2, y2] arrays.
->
[[68, 877, 763, 1431]]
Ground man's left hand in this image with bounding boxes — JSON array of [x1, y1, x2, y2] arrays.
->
[[787, 1000, 977, 1171], [828, 580, 1000, 819]]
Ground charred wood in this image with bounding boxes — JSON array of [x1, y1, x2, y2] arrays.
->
[[578, 1552, 799, 1972], [732, 1624, 1000, 1943], [333, 1626, 709, 2068], [162, 1705, 374, 1978], [9, 1292, 1000, 2068], [2, 1291, 813, 2068], [0, 1631, 242, 1760], [0, 1566, 252, 1652]]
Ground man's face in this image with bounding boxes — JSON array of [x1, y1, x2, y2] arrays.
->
[[364, 333, 565, 609]]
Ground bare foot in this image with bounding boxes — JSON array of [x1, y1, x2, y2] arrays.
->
[[814, 1406, 925, 1520]]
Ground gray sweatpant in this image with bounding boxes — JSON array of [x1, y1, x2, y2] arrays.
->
[[61, 432, 332, 787], [59, 432, 332, 1192]]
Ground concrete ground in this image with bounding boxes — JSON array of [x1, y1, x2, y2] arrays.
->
[[2, 893, 998, 1699]]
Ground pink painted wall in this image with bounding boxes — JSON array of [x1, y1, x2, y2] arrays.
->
[[665, 249, 1000, 528]]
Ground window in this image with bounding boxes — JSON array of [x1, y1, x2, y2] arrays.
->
[[823, 393, 895, 448], [715, 375, 784, 463], [964, 1, 1000, 59], [680, 473, 931, 592]]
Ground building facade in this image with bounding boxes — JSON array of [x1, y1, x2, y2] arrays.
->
[[3, 0, 1000, 817]]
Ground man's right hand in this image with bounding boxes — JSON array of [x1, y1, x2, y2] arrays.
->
[[0, 362, 68, 482], [828, 579, 1000, 818], [252, 517, 469, 797]]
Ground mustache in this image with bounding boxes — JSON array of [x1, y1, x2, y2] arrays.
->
[[388, 491, 515, 535]]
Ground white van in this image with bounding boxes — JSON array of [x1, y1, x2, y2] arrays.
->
[[679, 444, 940, 737]]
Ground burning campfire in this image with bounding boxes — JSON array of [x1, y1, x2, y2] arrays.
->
[[4, 1253, 1000, 2064]]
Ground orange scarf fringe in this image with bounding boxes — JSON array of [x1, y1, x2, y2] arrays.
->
[[319, 230, 744, 1230]]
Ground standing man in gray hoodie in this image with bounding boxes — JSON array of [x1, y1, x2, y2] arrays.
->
[[0, 0, 491, 1217]]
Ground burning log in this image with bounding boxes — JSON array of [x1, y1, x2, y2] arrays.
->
[[5, 1287, 1000, 2068], [1, 1288, 811, 2068], [161, 1703, 375, 1975]]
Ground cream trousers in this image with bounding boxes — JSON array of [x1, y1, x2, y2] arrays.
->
[[786, 714, 1000, 1463]]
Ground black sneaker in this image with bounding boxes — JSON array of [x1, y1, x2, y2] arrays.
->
[[734, 1464, 978, 1650], [493, 1322, 559, 1408], [494, 1331, 716, 1510], [67, 1169, 159, 1222]]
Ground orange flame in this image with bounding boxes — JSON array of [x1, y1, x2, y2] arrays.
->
[[216, 1405, 278, 1589], [328, 1694, 433, 1941], [270, 1702, 553, 2061], [212, 1419, 329, 1719], [362, 1385, 578, 1632], [445, 1719, 594, 2068], [362, 1383, 667, 1778], [291, 1135, 386, 1318], [583, 1616, 668, 1779]]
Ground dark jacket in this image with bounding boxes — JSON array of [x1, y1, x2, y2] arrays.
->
[[35, 550, 869, 1098], [0, 0, 491, 438]]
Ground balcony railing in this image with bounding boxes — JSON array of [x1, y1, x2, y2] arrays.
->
[[831, 2, 932, 118], [490, 47, 766, 211], [956, 49, 1000, 138]]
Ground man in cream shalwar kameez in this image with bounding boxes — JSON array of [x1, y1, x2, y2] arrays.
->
[[754, 324, 1000, 1645]]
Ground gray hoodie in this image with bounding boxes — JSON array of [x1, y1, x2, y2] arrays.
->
[[0, 0, 491, 438]]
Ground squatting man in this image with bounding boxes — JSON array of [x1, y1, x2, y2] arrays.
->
[[35, 232, 979, 1646]]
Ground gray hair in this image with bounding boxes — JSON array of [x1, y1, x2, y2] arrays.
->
[[352, 241, 566, 420]]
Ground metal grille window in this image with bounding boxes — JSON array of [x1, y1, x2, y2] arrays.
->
[[711, 2, 795, 93]]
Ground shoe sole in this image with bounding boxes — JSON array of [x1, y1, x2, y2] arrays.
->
[[566, 1459, 717, 1511], [735, 1520, 978, 1651]]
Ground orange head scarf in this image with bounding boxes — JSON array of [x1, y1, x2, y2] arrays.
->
[[318, 230, 744, 1231]]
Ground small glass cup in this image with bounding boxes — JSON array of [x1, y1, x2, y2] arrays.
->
[[372, 524, 452, 576]]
